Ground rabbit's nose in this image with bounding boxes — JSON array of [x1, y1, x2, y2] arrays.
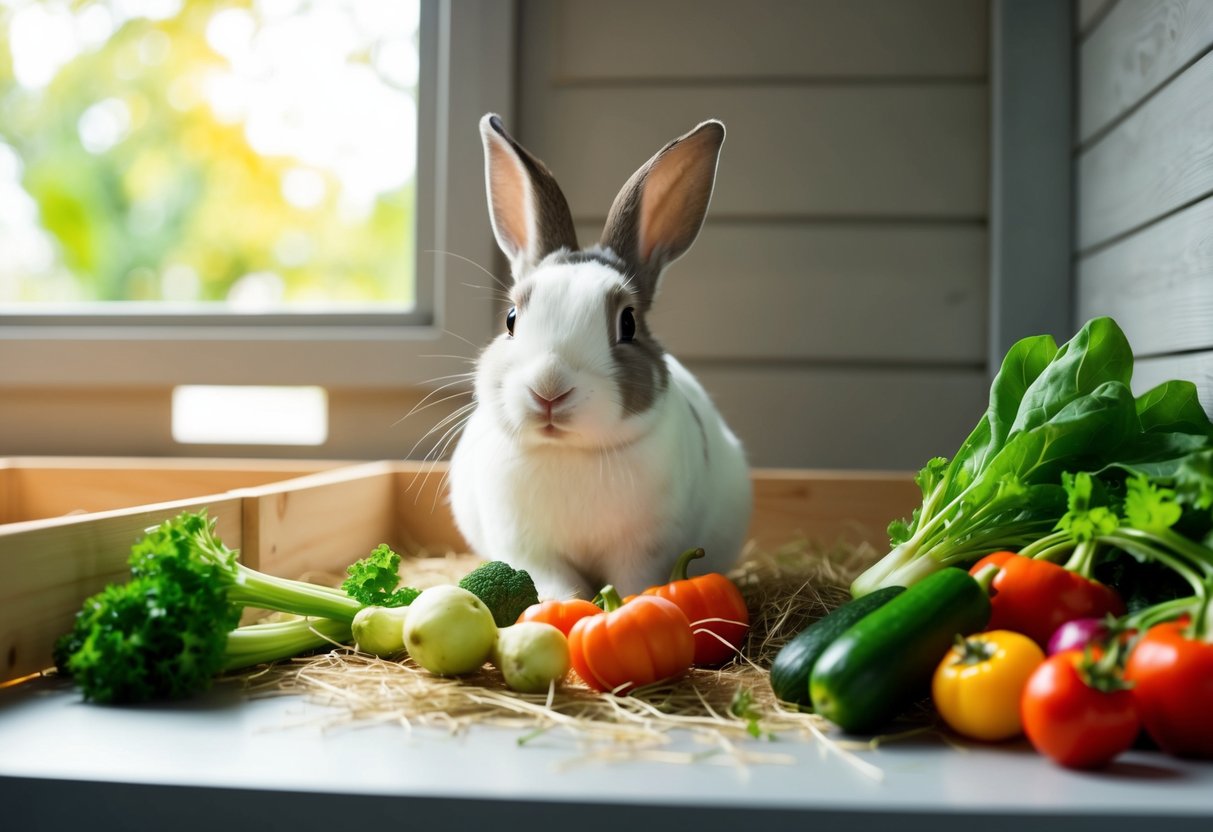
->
[[529, 387, 574, 411]]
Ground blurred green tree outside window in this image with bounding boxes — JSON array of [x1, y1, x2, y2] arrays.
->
[[0, 0, 418, 309]]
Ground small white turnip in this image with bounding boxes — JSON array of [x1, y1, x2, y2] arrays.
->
[[494, 622, 570, 693], [352, 606, 410, 657], [403, 585, 497, 675]]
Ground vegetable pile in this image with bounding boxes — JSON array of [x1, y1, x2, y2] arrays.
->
[[51, 316, 1213, 773], [55, 515, 750, 706], [770, 316, 1213, 769], [852, 317, 1211, 596]]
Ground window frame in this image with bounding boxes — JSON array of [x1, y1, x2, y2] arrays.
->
[[0, 0, 513, 391]]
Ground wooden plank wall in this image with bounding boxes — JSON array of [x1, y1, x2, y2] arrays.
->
[[514, 0, 992, 469], [1075, 0, 1213, 415]]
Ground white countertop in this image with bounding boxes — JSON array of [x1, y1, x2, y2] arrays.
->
[[3, 675, 1212, 831]]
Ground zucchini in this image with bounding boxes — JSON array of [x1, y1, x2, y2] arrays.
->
[[769, 586, 904, 706], [809, 567, 991, 733]]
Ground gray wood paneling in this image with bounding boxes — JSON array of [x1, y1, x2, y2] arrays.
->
[[1074, 0, 1213, 425], [524, 86, 989, 220], [1133, 351, 1213, 418], [516, 0, 990, 470], [574, 222, 987, 363], [1077, 195, 1213, 357], [1079, 0, 1213, 143], [1077, 0, 1117, 36], [542, 0, 988, 81], [990, 0, 1074, 359], [689, 363, 990, 469], [1077, 48, 1213, 250]]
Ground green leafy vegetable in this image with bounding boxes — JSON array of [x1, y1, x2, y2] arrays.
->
[[342, 543, 421, 608], [1016, 464, 1213, 622], [458, 561, 539, 627], [1056, 472, 1119, 542], [54, 572, 237, 703], [55, 511, 360, 703], [853, 318, 1213, 597]]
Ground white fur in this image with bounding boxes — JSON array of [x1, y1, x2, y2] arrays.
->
[[448, 259, 752, 599]]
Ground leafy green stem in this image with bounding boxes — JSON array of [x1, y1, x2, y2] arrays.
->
[[222, 617, 353, 671], [227, 570, 361, 622]]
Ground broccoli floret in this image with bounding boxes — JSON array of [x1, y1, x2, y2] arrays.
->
[[342, 544, 421, 607], [55, 510, 361, 703], [457, 561, 539, 627]]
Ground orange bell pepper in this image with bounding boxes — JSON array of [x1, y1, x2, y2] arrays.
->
[[568, 585, 693, 694], [637, 548, 750, 665]]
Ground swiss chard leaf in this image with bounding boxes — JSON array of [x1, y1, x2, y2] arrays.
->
[[1096, 431, 1212, 480], [988, 333, 1059, 450], [1009, 317, 1134, 437], [941, 334, 1060, 510], [1135, 380, 1213, 438], [973, 380, 1138, 503]]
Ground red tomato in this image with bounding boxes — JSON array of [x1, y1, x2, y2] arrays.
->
[[1124, 620, 1213, 758], [1020, 651, 1139, 769], [970, 552, 1124, 648], [516, 598, 602, 636]]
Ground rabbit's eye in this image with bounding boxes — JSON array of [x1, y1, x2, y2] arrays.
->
[[506, 306, 516, 336], [618, 307, 636, 343]]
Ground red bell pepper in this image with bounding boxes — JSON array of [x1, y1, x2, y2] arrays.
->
[[969, 551, 1124, 648]]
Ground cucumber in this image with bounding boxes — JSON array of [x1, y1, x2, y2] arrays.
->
[[809, 567, 991, 733], [768, 586, 904, 706]]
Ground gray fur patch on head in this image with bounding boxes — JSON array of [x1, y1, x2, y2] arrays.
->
[[544, 246, 626, 272], [604, 286, 668, 417]]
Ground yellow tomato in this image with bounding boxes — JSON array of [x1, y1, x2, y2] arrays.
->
[[932, 629, 1045, 742]]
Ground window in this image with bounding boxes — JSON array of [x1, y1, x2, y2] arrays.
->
[[0, 0, 513, 457], [1, 0, 419, 311]]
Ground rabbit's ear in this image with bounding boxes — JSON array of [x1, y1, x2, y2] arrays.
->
[[480, 114, 578, 277], [600, 120, 724, 303]]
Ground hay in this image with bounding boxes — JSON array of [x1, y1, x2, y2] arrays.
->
[[241, 538, 901, 772]]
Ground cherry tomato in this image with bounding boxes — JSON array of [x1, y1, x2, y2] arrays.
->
[[1124, 619, 1213, 758], [1020, 650, 1139, 769], [932, 630, 1045, 741]]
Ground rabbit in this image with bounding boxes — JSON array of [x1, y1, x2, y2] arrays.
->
[[447, 113, 753, 601]]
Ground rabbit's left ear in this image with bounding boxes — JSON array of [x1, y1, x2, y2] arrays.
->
[[480, 114, 578, 278], [600, 120, 725, 305]]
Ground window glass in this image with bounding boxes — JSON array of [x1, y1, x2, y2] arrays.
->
[[0, 0, 418, 311]]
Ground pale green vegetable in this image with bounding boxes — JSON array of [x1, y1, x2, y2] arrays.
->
[[494, 622, 570, 693], [403, 585, 498, 675], [351, 605, 410, 657]]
